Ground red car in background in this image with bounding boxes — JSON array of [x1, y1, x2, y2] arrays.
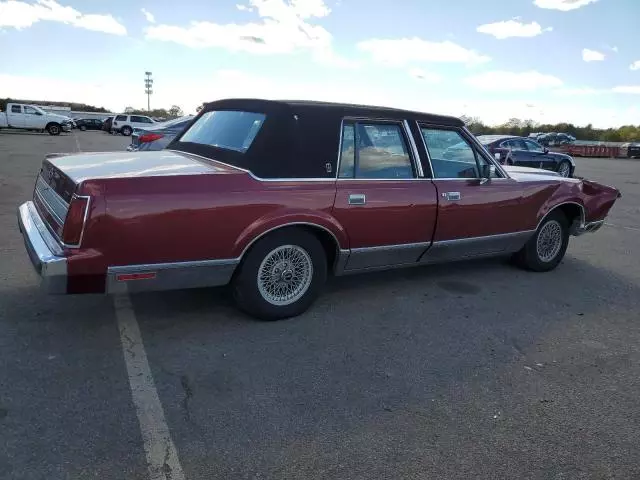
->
[[18, 99, 620, 320]]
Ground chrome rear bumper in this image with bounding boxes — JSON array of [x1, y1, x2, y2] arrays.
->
[[17, 201, 68, 293]]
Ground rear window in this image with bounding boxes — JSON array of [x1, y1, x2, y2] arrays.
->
[[115, 115, 127, 121], [180, 111, 266, 153]]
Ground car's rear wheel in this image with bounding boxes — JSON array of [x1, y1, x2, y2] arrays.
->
[[232, 228, 327, 320], [557, 160, 571, 177], [121, 126, 132, 136], [513, 210, 569, 272]]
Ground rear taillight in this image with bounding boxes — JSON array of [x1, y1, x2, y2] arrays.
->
[[139, 133, 164, 143], [62, 195, 90, 246]]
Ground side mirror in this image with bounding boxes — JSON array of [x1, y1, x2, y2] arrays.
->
[[480, 164, 496, 184], [543, 147, 549, 153], [494, 152, 501, 161]]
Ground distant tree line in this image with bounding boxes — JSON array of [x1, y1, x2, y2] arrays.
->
[[0, 98, 109, 113], [462, 116, 640, 143], [123, 105, 184, 119]]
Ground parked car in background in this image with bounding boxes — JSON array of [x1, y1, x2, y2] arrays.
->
[[75, 118, 104, 131], [102, 116, 114, 133], [17, 99, 620, 320], [111, 114, 155, 136], [127, 115, 194, 151], [0, 103, 73, 135], [620, 142, 640, 159], [477, 135, 576, 177]]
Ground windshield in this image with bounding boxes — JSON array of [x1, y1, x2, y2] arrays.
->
[[179, 110, 265, 153]]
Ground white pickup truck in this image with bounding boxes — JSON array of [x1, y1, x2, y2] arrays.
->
[[0, 103, 74, 135]]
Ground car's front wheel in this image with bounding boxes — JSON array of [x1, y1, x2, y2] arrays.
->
[[513, 210, 569, 272], [79, 125, 86, 131], [557, 160, 572, 177], [46, 123, 61, 136], [232, 228, 327, 320]]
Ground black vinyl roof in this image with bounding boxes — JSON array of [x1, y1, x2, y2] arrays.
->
[[169, 98, 464, 179], [200, 98, 464, 126]]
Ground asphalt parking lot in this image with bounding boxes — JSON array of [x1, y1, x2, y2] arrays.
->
[[1, 130, 640, 480]]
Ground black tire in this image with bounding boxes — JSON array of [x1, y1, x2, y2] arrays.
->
[[79, 125, 87, 131], [513, 210, 569, 272], [232, 228, 327, 320], [557, 160, 571, 177], [121, 126, 132, 136], [47, 123, 61, 136]]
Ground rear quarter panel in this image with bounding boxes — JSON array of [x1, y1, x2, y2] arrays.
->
[[89, 174, 343, 269]]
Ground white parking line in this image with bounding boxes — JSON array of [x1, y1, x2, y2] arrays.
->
[[114, 293, 186, 480], [73, 132, 81, 153]]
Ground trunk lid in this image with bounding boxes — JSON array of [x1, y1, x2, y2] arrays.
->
[[43, 150, 240, 184], [34, 150, 244, 244]]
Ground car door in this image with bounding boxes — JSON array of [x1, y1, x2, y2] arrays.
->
[[7, 105, 24, 127], [23, 106, 44, 128], [419, 125, 530, 261], [523, 139, 555, 170], [332, 119, 438, 271]]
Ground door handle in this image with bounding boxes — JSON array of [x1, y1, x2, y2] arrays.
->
[[348, 193, 366, 205], [442, 192, 461, 201]]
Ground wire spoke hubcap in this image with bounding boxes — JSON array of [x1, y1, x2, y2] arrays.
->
[[537, 220, 563, 262], [257, 245, 313, 306]]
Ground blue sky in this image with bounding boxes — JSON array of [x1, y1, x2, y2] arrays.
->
[[1, 0, 639, 127]]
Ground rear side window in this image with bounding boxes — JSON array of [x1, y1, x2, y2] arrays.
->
[[11, 105, 21, 113], [115, 115, 127, 121], [338, 122, 414, 179], [180, 111, 266, 153]]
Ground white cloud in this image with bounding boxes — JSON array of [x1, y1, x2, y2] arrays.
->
[[145, 0, 353, 67], [141, 8, 155, 23], [553, 87, 603, 95], [612, 86, 640, 94], [630, 61, 640, 71], [464, 70, 563, 91], [0, 0, 126, 35], [408, 68, 442, 83], [534, 0, 598, 11], [357, 38, 490, 67], [582, 48, 605, 62], [2, 71, 637, 128], [477, 19, 552, 39]]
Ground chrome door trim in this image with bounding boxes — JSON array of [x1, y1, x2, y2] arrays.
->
[[345, 241, 431, 271], [403, 119, 425, 178], [420, 230, 535, 264]]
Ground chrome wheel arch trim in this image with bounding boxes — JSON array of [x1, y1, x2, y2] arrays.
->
[[237, 221, 345, 270], [536, 201, 586, 233]]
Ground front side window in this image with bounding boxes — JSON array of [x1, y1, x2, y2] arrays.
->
[[338, 122, 414, 179], [130, 115, 146, 123], [421, 127, 497, 179], [24, 106, 38, 115], [524, 139, 544, 152], [502, 139, 527, 150], [11, 105, 21, 113], [180, 110, 266, 153]]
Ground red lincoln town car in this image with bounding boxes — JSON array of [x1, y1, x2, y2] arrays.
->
[[18, 99, 621, 320]]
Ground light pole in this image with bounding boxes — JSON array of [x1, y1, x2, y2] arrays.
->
[[144, 71, 153, 112]]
